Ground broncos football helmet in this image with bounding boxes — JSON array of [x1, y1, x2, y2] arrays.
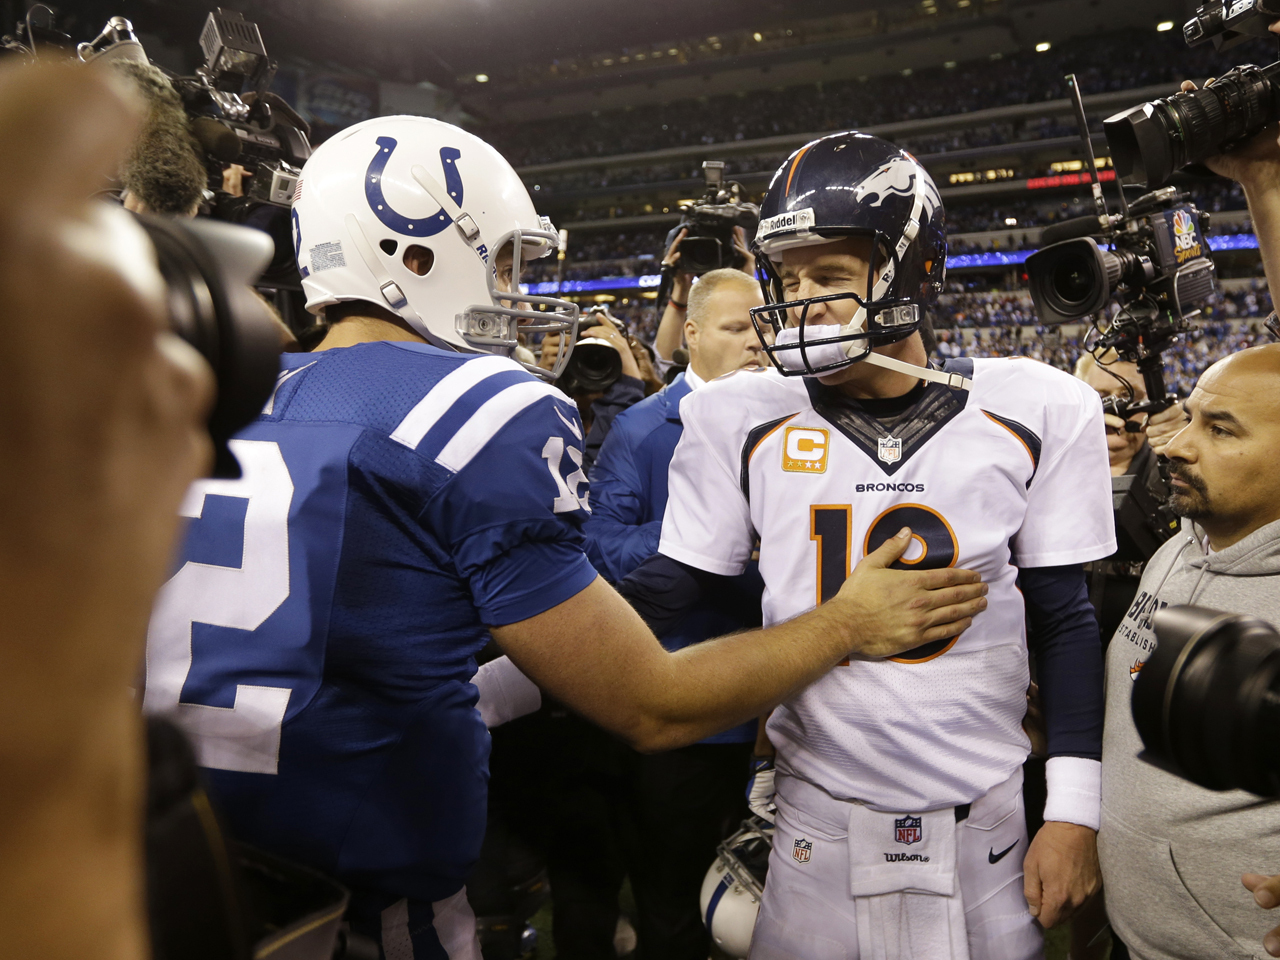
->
[[292, 115, 578, 379], [699, 817, 772, 959], [750, 132, 960, 386]]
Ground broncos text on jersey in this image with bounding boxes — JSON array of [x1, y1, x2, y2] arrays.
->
[[143, 342, 596, 903], [659, 357, 1114, 812]]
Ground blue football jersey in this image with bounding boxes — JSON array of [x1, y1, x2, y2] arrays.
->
[[143, 341, 596, 903]]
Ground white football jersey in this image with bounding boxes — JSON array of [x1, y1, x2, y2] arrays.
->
[[659, 357, 1115, 811]]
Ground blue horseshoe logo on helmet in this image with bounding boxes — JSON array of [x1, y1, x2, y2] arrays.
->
[[365, 136, 463, 237]]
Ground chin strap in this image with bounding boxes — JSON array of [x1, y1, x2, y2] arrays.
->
[[860, 349, 972, 392]]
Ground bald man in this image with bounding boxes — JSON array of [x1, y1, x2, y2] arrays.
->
[[1099, 345, 1280, 960]]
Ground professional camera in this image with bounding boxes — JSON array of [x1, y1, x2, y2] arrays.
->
[[134, 213, 282, 478], [1184, 0, 1280, 51], [1026, 187, 1217, 414], [79, 10, 312, 288], [557, 306, 624, 396], [1105, 62, 1280, 189], [1104, 0, 1280, 188], [663, 161, 760, 276], [1133, 605, 1280, 795]]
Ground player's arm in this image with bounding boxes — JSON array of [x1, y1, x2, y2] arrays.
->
[[1019, 563, 1103, 928], [1013, 379, 1115, 928], [494, 529, 988, 752], [1021, 564, 1104, 800]]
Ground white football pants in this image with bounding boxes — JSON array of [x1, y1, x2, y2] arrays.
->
[[749, 768, 1043, 960]]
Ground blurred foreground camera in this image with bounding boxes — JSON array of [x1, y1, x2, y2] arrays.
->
[[664, 161, 759, 276], [134, 213, 282, 478], [1026, 188, 1216, 413], [1133, 605, 1280, 795]]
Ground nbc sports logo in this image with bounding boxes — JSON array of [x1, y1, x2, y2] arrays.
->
[[792, 838, 813, 863], [1171, 208, 1203, 261], [895, 815, 922, 845]]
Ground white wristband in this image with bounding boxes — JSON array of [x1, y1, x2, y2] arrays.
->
[[473, 656, 541, 729], [1043, 756, 1101, 831]]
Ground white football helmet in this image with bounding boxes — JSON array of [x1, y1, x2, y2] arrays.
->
[[699, 818, 772, 959], [291, 115, 578, 378]]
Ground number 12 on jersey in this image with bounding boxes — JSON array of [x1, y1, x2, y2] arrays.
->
[[811, 502, 961, 665], [810, 505, 852, 607], [144, 439, 296, 775]]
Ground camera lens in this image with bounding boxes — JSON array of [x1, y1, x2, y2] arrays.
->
[[1133, 606, 1280, 795], [1051, 258, 1097, 309], [1106, 62, 1280, 188], [1026, 238, 1115, 324], [562, 338, 623, 394]]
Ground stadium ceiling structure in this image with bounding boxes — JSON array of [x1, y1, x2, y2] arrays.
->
[[34, 0, 1186, 92]]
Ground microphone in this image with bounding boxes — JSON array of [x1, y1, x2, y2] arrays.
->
[[190, 116, 243, 165], [1040, 215, 1110, 246]]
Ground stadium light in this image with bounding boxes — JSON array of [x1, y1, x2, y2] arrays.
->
[[475, 73, 489, 82], [1035, 42, 1051, 52], [753, 32, 763, 41], [1157, 20, 1175, 31]]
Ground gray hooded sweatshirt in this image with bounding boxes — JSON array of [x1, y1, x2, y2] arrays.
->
[[1100, 516, 1280, 960]]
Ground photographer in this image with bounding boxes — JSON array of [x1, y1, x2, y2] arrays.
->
[[654, 224, 756, 363], [540, 310, 661, 472], [1074, 348, 1174, 640], [1099, 344, 1280, 960], [0, 61, 215, 960]]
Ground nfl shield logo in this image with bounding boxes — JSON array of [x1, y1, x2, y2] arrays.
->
[[895, 816, 922, 846], [792, 838, 813, 863], [877, 436, 902, 464]]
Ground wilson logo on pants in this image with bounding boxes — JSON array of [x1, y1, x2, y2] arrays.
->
[[792, 838, 813, 863]]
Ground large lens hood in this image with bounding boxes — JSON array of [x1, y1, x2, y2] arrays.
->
[[1134, 605, 1280, 794], [134, 215, 282, 478]]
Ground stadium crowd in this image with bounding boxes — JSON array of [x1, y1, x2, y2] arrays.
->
[[930, 287, 1274, 395], [484, 29, 1276, 167], [520, 177, 1254, 285], [587, 287, 1278, 397]]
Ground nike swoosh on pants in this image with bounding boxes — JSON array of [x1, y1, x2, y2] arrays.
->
[[989, 841, 1018, 864]]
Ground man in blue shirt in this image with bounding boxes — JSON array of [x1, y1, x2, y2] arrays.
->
[[586, 268, 768, 960], [143, 117, 990, 960]]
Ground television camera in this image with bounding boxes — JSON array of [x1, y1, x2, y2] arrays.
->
[[77, 9, 312, 288]]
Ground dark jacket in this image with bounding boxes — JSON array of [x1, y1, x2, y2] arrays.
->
[[585, 373, 760, 744]]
